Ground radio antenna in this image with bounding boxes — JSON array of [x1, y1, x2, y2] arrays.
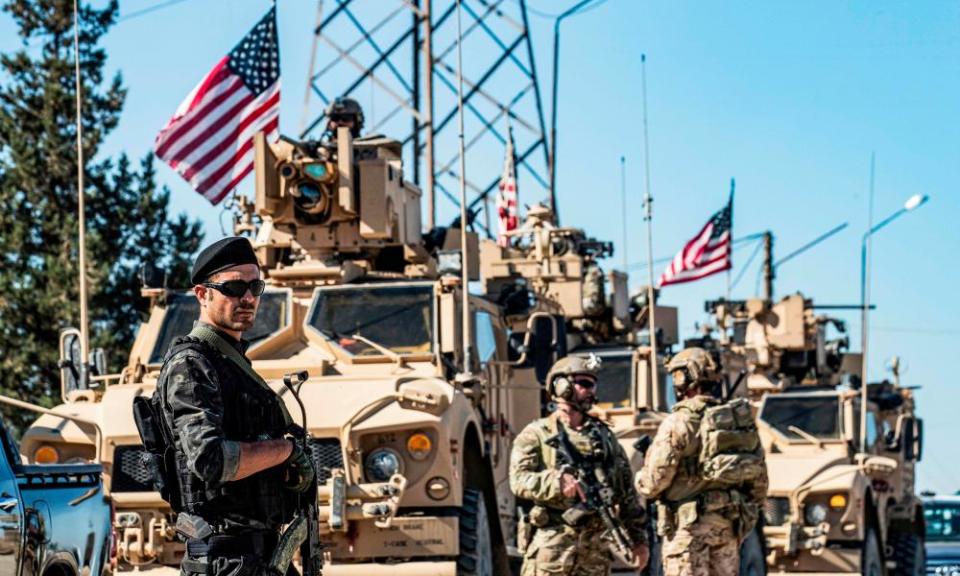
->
[[641, 54, 660, 408], [73, 0, 91, 387]]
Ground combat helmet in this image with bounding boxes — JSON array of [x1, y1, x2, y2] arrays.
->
[[666, 347, 719, 396], [325, 97, 365, 137], [546, 354, 601, 406]]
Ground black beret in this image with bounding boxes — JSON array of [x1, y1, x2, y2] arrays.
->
[[191, 237, 260, 285]]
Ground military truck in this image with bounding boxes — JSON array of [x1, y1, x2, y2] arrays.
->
[[692, 294, 925, 576], [478, 208, 783, 576], [18, 106, 564, 575]]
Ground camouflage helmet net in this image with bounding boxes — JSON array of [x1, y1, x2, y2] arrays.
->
[[666, 347, 719, 395]]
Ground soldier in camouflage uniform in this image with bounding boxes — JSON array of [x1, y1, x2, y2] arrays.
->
[[510, 356, 650, 576], [637, 348, 768, 576], [156, 237, 315, 576]]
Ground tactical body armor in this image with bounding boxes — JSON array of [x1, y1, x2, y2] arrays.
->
[[657, 396, 764, 539], [152, 326, 295, 531]]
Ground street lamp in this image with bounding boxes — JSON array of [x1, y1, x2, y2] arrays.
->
[[859, 193, 929, 452], [549, 0, 595, 222]]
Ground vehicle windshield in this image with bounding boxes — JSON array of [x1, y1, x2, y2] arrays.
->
[[583, 353, 632, 408], [760, 395, 842, 440], [308, 284, 433, 356], [925, 502, 960, 542], [149, 291, 290, 363]]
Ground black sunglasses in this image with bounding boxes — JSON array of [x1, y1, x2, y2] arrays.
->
[[202, 279, 266, 298], [572, 376, 597, 389]]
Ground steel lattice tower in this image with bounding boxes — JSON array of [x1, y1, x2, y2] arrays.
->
[[300, 0, 549, 235]]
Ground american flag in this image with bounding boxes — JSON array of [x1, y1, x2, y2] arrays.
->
[[154, 7, 280, 205], [658, 195, 732, 287], [496, 129, 518, 247]]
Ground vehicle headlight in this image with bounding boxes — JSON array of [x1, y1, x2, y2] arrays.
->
[[33, 444, 59, 464], [115, 512, 141, 528], [364, 448, 402, 482], [804, 502, 828, 525], [406, 432, 433, 461]]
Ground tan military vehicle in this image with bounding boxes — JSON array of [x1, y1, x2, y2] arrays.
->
[[19, 109, 564, 575], [692, 295, 925, 576]]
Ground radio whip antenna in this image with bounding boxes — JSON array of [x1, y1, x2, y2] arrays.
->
[[641, 54, 659, 409], [73, 0, 91, 387]]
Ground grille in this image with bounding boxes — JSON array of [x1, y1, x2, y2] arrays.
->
[[308, 438, 344, 485], [764, 497, 791, 526], [112, 445, 154, 492], [927, 562, 960, 576]]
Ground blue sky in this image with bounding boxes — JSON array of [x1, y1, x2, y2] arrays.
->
[[2, 1, 958, 492]]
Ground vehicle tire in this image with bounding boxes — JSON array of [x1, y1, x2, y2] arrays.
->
[[863, 527, 885, 576], [889, 532, 924, 576], [458, 487, 494, 576], [739, 528, 766, 576]]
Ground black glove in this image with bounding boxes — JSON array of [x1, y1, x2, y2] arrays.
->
[[284, 439, 316, 493]]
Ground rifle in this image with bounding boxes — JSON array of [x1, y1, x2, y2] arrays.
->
[[546, 420, 634, 561], [269, 371, 323, 576]]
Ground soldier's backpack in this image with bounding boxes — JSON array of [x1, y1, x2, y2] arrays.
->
[[698, 397, 765, 488], [132, 392, 183, 512]]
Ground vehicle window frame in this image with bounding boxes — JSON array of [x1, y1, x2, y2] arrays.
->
[[148, 288, 293, 364], [571, 349, 634, 409], [759, 392, 845, 443], [304, 282, 438, 358]]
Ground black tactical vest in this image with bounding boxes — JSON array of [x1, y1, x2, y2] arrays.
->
[[157, 330, 294, 530]]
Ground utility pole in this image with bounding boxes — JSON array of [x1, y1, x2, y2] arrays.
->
[[423, 0, 435, 230]]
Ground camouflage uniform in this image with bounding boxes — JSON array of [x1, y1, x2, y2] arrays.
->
[[510, 412, 647, 576], [158, 321, 297, 576], [637, 396, 768, 576]]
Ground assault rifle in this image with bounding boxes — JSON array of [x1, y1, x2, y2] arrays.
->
[[269, 371, 323, 576], [546, 420, 634, 561]]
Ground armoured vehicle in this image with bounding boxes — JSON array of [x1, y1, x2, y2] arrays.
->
[[18, 107, 562, 575], [692, 294, 925, 576], [479, 208, 777, 576]]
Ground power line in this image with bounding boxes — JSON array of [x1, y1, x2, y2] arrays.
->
[[521, 0, 611, 20], [119, 0, 194, 23]]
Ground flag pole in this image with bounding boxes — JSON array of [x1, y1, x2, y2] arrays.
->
[[73, 0, 91, 386], [726, 178, 735, 301], [455, 0, 472, 376], [640, 54, 659, 409]]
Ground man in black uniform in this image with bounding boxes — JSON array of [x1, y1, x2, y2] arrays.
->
[[157, 236, 314, 576]]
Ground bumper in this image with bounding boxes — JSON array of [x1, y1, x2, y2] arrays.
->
[[325, 515, 459, 560], [324, 561, 457, 575], [765, 523, 862, 574]]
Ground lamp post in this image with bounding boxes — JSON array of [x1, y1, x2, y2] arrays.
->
[[549, 0, 595, 222], [859, 193, 929, 452]]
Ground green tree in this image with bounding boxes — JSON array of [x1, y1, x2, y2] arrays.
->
[[0, 0, 204, 430]]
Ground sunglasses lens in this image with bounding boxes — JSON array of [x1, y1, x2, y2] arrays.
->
[[574, 377, 597, 388], [219, 281, 247, 298], [249, 280, 266, 297]]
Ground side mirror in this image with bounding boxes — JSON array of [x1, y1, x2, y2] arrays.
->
[[529, 314, 566, 384], [140, 263, 166, 288], [907, 418, 923, 462], [59, 328, 85, 400], [89, 348, 107, 388]]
